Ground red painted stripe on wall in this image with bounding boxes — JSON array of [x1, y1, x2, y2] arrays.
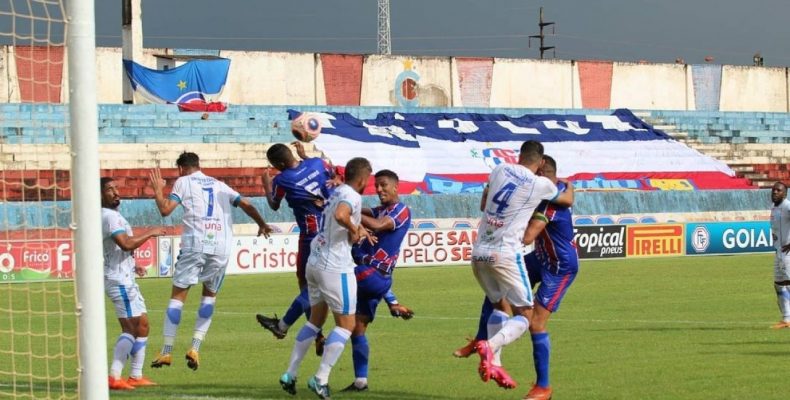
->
[[456, 57, 493, 107], [577, 60, 613, 109], [14, 46, 64, 103], [320, 54, 363, 105]]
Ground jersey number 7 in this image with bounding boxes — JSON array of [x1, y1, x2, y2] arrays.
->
[[202, 187, 215, 217]]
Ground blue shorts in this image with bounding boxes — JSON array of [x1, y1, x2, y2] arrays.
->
[[354, 265, 393, 322], [525, 253, 577, 313]]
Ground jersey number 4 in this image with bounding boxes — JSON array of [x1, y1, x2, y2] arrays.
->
[[490, 182, 516, 214]]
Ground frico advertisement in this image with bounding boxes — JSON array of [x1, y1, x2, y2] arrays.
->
[[0, 240, 73, 282], [626, 224, 685, 257], [686, 221, 773, 255], [0, 238, 159, 283], [573, 225, 626, 259]]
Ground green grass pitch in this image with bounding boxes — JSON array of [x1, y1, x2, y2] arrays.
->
[[3, 253, 789, 399]]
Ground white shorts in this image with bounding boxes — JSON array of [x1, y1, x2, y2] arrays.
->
[[173, 250, 229, 293], [306, 266, 357, 315], [774, 251, 790, 282], [105, 282, 147, 319], [471, 247, 533, 308]]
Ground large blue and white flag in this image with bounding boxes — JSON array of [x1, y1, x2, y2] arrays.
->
[[288, 109, 751, 194], [123, 58, 230, 104]]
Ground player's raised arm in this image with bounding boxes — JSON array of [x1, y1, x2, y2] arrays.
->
[[522, 211, 549, 246], [361, 212, 395, 233], [262, 169, 281, 211], [112, 227, 167, 253], [479, 184, 489, 212], [552, 180, 574, 207], [334, 201, 357, 236], [237, 197, 273, 238], [149, 168, 179, 217], [291, 141, 309, 160]]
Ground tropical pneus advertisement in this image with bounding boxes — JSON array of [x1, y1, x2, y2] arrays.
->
[[573, 225, 626, 259]]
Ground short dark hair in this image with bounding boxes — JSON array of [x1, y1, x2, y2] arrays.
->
[[100, 177, 114, 191], [542, 155, 557, 171], [176, 152, 200, 168], [266, 143, 293, 167], [345, 157, 372, 182], [520, 140, 544, 164], [374, 169, 399, 183]]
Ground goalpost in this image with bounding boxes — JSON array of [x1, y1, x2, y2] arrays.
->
[[0, 0, 106, 399]]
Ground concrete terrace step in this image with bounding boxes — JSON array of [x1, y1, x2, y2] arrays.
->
[[729, 165, 755, 173]]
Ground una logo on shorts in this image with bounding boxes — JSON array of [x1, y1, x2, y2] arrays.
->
[[691, 226, 710, 253]]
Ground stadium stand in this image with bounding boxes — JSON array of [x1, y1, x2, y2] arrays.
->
[[3, 104, 779, 199], [644, 110, 790, 187]]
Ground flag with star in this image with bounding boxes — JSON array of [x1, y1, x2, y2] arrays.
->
[[122, 58, 231, 104]]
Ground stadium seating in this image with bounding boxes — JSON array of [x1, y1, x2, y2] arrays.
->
[[1, 104, 781, 199], [645, 110, 790, 187]]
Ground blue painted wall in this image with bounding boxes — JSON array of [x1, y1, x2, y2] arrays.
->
[[0, 189, 769, 230]]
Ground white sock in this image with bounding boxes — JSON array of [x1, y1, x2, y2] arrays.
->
[[487, 310, 509, 366], [192, 296, 217, 350], [776, 284, 790, 321], [278, 320, 290, 333], [110, 333, 134, 378], [488, 315, 529, 353], [129, 336, 147, 378], [162, 299, 184, 354], [286, 322, 320, 377], [354, 377, 368, 388], [315, 327, 352, 383]]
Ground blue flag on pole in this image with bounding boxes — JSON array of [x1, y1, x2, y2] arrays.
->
[[122, 58, 231, 104]]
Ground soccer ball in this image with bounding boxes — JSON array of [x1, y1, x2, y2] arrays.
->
[[291, 112, 322, 142]]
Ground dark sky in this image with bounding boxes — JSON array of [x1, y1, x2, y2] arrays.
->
[[85, 0, 790, 67]]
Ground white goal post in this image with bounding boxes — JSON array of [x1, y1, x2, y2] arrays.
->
[[67, 0, 108, 399]]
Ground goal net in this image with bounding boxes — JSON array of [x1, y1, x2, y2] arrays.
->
[[0, 0, 103, 398]]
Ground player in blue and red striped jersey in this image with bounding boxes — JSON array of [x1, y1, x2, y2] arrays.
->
[[454, 154, 576, 400], [519, 154, 579, 400], [256, 142, 336, 344], [342, 169, 415, 393]]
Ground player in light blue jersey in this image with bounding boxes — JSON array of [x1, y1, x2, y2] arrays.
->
[[101, 177, 166, 390], [341, 169, 414, 392], [149, 152, 272, 371], [279, 157, 374, 400], [256, 142, 336, 351], [462, 146, 573, 395], [770, 182, 790, 329]]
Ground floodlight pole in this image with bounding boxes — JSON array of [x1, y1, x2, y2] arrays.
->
[[528, 7, 556, 59], [377, 0, 391, 55]]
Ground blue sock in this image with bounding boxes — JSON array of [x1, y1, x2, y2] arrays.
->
[[532, 332, 551, 387], [282, 288, 310, 326], [475, 298, 494, 340], [351, 335, 369, 379]]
